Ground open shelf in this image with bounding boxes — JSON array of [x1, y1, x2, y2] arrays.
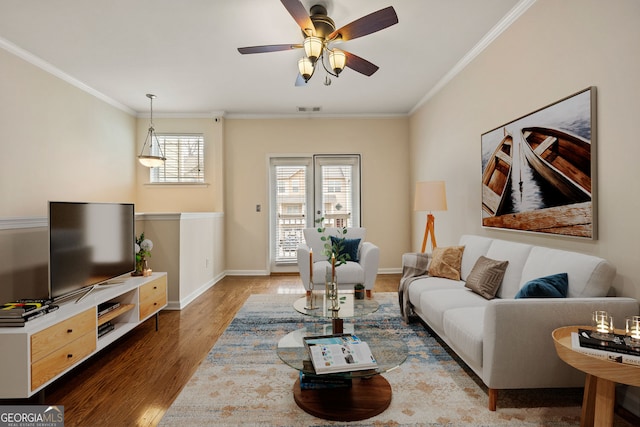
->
[[97, 304, 135, 327]]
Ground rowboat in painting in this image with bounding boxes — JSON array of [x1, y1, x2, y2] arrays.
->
[[520, 126, 591, 202], [482, 130, 513, 216]]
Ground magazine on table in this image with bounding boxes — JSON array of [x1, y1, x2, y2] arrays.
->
[[571, 331, 640, 366], [303, 333, 378, 375]]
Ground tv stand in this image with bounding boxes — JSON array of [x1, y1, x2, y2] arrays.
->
[[0, 272, 167, 399]]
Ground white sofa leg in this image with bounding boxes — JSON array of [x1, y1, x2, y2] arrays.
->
[[488, 388, 497, 411]]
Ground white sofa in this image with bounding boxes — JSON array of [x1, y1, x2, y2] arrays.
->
[[399, 234, 639, 411], [297, 227, 379, 295]]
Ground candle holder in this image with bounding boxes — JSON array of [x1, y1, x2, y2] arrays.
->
[[591, 310, 614, 341], [625, 315, 640, 347], [304, 281, 317, 310]]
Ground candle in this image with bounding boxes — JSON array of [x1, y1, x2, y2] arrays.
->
[[309, 249, 313, 282], [331, 253, 336, 281]]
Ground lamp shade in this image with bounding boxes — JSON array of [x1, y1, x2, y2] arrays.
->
[[329, 49, 346, 74], [298, 57, 314, 81], [414, 181, 447, 212], [303, 36, 323, 62]]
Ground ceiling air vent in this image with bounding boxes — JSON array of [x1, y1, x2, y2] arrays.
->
[[297, 106, 321, 112]]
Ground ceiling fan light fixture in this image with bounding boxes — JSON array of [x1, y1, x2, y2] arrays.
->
[[298, 57, 314, 82], [303, 36, 323, 62], [329, 49, 346, 75], [138, 93, 166, 168]]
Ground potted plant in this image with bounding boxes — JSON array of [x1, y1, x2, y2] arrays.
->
[[354, 284, 365, 299]]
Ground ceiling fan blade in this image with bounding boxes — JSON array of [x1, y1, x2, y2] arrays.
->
[[281, 0, 316, 36], [343, 51, 379, 76], [328, 6, 398, 42], [238, 44, 302, 54]]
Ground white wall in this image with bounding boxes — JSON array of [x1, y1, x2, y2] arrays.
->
[[0, 49, 136, 217], [223, 117, 411, 274], [409, 0, 640, 301]]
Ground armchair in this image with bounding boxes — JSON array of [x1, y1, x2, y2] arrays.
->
[[297, 227, 379, 297]]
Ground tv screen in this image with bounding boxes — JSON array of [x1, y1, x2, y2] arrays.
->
[[48, 202, 135, 300]]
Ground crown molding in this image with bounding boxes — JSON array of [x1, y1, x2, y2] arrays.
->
[[410, 0, 537, 114]]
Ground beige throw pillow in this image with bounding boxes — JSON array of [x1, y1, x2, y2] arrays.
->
[[428, 246, 465, 280], [465, 256, 509, 299]]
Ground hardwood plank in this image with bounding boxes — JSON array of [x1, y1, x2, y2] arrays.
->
[[34, 274, 400, 426]]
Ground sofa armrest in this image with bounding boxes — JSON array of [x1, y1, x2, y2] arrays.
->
[[359, 242, 380, 290], [482, 297, 639, 389], [296, 244, 311, 288]]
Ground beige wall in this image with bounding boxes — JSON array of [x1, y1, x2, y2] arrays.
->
[[409, 0, 640, 301], [135, 116, 224, 213], [224, 117, 411, 273], [0, 49, 136, 217]]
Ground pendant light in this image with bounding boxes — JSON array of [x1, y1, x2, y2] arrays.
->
[[138, 94, 166, 168]]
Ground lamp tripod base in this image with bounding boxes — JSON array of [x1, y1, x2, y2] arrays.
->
[[421, 213, 437, 253]]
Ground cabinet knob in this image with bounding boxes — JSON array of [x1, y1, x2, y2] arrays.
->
[[67, 329, 73, 333], [153, 286, 157, 289], [67, 354, 73, 359]]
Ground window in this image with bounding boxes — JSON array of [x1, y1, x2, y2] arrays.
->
[[150, 134, 204, 183]]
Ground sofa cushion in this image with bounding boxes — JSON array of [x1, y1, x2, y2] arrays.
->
[[419, 288, 488, 334], [485, 239, 533, 299], [407, 277, 466, 313], [465, 256, 509, 300], [312, 260, 364, 285], [459, 235, 494, 281], [428, 246, 465, 280], [443, 307, 485, 370], [515, 273, 568, 298], [520, 247, 615, 298], [330, 236, 361, 262]]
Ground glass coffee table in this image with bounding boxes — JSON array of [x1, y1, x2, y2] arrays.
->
[[293, 292, 379, 334], [277, 323, 408, 421]]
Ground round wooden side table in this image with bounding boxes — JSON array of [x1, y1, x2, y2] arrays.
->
[[552, 326, 640, 427]]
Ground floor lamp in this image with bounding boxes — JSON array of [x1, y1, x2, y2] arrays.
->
[[414, 181, 448, 253]]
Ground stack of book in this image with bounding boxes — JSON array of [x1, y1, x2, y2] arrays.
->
[[0, 299, 59, 327], [572, 328, 640, 366], [303, 333, 378, 377]]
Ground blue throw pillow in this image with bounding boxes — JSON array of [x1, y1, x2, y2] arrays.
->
[[515, 273, 569, 298], [330, 236, 361, 262]]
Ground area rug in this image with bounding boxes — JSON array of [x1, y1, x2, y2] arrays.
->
[[160, 293, 629, 426]]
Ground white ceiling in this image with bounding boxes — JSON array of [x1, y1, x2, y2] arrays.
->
[[0, 0, 527, 117]]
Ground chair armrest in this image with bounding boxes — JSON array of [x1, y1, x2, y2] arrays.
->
[[359, 242, 380, 290], [297, 244, 311, 288], [482, 297, 639, 388]]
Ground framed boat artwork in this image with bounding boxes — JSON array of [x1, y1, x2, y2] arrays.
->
[[481, 87, 597, 239]]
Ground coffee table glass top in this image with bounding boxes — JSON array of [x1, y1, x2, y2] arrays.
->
[[277, 323, 408, 378], [293, 292, 379, 319]]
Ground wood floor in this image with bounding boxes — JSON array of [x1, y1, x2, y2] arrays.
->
[[38, 274, 401, 426]]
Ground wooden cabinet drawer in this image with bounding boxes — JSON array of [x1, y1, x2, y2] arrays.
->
[[139, 276, 167, 320], [31, 308, 96, 363], [31, 330, 96, 390]]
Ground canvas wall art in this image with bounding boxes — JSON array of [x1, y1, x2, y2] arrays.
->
[[481, 87, 596, 239]]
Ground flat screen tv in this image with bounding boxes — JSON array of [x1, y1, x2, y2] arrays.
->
[[48, 201, 135, 301]]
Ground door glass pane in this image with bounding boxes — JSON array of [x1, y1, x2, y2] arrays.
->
[[274, 163, 309, 263], [315, 155, 361, 228]]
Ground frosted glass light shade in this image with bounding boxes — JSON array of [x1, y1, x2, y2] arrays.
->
[[329, 49, 346, 74], [303, 36, 323, 62], [298, 57, 314, 81]]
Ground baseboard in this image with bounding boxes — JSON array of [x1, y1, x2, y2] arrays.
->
[[165, 271, 227, 310], [378, 268, 402, 274], [225, 270, 270, 276]]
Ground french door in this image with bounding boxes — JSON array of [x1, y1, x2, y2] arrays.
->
[[270, 155, 361, 267]]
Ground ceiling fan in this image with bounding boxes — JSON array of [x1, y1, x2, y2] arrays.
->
[[237, 0, 398, 86]]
